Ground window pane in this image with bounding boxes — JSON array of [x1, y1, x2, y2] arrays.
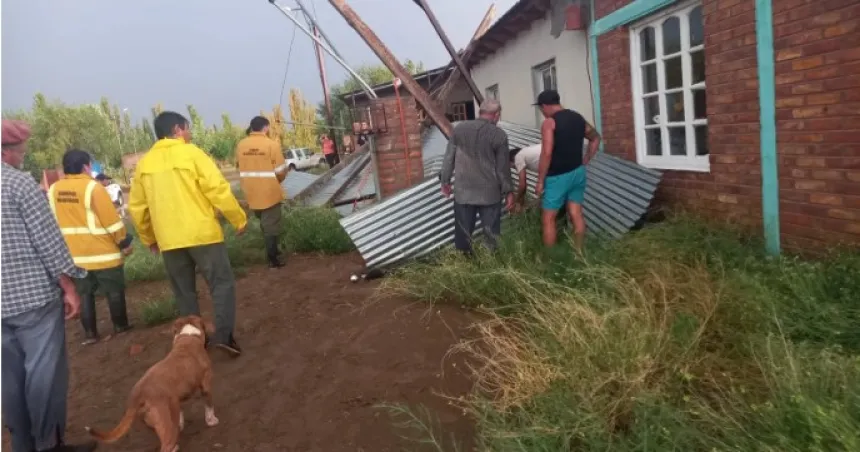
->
[[662, 17, 681, 55], [644, 96, 660, 125], [693, 89, 707, 119], [646, 128, 662, 156], [695, 125, 709, 156], [642, 63, 658, 93], [689, 6, 704, 47], [543, 70, 553, 91], [550, 65, 557, 90], [668, 127, 686, 156], [287, 150, 294, 159], [666, 92, 685, 122], [640, 27, 656, 61], [691, 50, 705, 84], [665, 56, 683, 89]]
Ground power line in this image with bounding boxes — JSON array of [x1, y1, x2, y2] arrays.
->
[[279, 22, 299, 110]]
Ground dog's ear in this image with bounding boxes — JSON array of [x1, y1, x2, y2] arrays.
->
[[171, 316, 190, 336]]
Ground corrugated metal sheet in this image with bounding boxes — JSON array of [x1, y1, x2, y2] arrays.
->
[[340, 122, 662, 270], [332, 160, 377, 205], [281, 171, 320, 200], [305, 153, 371, 206]]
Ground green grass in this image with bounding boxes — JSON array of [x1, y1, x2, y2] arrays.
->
[[123, 206, 354, 281], [139, 296, 179, 326], [381, 209, 860, 451]]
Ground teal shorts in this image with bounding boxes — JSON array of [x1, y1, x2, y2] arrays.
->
[[542, 166, 587, 210]]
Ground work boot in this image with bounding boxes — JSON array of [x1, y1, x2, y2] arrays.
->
[[106, 292, 133, 334], [265, 236, 285, 269], [215, 334, 242, 357], [79, 294, 99, 345]]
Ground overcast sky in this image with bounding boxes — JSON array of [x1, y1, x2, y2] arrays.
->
[[2, 0, 518, 124]]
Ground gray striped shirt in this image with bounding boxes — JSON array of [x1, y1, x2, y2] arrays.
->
[[440, 119, 513, 205]]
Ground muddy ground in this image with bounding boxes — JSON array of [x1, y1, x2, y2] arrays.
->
[[3, 253, 476, 452]]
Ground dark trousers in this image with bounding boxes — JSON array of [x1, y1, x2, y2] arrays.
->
[[162, 243, 236, 345], [254, 204, 284, 265], [74, 265, 129, 336], [2, 301, 68, 452], [453, 202, 502, 254], [325, 153, 340, 168]]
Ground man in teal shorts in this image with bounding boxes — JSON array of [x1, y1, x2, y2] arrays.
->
[[533, 90, 601, 252]]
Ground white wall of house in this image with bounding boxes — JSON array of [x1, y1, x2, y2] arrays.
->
[[470, 13, 594, 128]]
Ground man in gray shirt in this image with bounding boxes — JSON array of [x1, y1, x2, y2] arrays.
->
[[440, 99, 515, 254]]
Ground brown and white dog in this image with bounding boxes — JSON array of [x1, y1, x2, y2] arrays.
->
[[85, 315, 218, 452]]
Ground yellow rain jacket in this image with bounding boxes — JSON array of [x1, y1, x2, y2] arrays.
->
[[48, 174, 127, 270], [128, 138, 247, 252], [235, 132, 287, 210]]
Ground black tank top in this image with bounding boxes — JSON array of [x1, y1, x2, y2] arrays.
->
[[547, 109, 586, 176]]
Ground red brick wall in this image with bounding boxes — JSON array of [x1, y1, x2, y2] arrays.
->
[[368, 95, 424, 198], [773, 0, 860, 250], [596, 0, 762, 226]]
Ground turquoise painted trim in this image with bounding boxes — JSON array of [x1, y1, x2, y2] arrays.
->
[[589, 0, 603, 149], [590, 0, 678, 37], [755, 0, 781, 255]]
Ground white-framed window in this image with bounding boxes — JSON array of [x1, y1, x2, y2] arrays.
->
[[532, 59, 557, 126], [485, 84, 499, 101], [630, 2, 708, 172]]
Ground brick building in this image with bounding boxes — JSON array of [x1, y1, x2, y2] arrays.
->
[[592, 0, 859, 252]]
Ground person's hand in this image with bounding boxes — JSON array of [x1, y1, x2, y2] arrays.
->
[[149, 243, 160, 254], [441, 184, 452, 198], [505, 193, 515, 212], [236, 225, 247, 236], [63, 291, 81, 320], [535, 180, 545, 197], [121, 246, 134, 257]]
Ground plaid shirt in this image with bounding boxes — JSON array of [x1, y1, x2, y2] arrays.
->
[[441, 118, 513, 205], [1, 163, 86, 317]]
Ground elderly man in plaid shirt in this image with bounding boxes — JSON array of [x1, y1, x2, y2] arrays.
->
[[1, 120, 97, 452]]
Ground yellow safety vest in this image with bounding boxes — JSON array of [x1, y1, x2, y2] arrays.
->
[[48, 175, 127, 270], [236, 132, 287, 210]]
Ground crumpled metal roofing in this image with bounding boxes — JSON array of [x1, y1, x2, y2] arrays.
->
[[339, 121, 662, 271], [281, 171, 320, 200]]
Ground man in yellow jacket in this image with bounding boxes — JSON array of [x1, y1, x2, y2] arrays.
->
[[236, 116, 287, 268], [128, 111, 248, 357], [49, 149, 134, 345]]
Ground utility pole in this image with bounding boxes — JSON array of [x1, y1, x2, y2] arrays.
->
[[412, 0, 484, 104], [312, 24, 338, 153], [326, 0, 454, 139]]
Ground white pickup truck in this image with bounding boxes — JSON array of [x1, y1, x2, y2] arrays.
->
[[284, 147, 326, 171]]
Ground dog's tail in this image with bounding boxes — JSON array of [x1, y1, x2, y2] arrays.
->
[[85, 405, 136, 443]]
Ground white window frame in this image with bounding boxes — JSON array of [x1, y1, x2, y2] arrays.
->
[[630, 1, 709, 172], [485, 84, 499, 101], [532, 59, 558, 126]]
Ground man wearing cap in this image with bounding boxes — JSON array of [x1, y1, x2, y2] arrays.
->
[[235, 116, 287, 269], [440, 99, 515, 254], [1, 119, 97, 451], [533, 89, 601, 252], [50, 150, 134, 345]]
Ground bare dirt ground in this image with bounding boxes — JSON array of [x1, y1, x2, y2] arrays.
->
[[3, 253, 477, 452]]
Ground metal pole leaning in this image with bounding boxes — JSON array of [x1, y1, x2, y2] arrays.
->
[[268, 0, 377, 99]]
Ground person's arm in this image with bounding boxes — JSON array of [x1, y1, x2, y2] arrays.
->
[[537, 118, 555, 191], [495, 132, 513, 195], [193, 147, 248, 231], [18, 178, 86, 283], [91, 184, 128, 248], [515, 153, 529, 203], [584, 121, 602, 164], [272, 141, 287, 182], [128, 166, 156, 247], [440, 131, 457, 196]]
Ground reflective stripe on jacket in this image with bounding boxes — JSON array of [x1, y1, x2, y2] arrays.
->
[[48, 174, 126, 270], [128, 138, 247, 252], [235, 132, 287, 210]]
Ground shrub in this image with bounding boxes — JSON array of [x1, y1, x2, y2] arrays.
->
[[382, 209, 860, 451]]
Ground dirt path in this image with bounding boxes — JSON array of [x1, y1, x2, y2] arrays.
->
[[5, 253, 476, 452]]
